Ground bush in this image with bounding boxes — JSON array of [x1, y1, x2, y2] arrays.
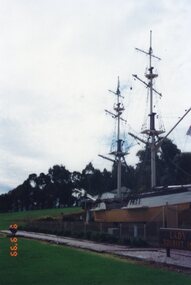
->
[[20, 223, 147, 247], [119, 237, 130, 245], [85, 231, 92, 240], [72, 231, 84, 239], [90, 231, 100, 241], [98, 233, 111, 242], [63, 230, 71, 237], [130, 237, 148, 247], [85, 232, 118, 243], [107, 234, 118, 243]]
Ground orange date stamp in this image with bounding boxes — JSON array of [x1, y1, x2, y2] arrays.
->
[[9, 224, 18, 257]]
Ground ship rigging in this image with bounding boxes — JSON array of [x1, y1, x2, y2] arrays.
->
[[129, 30, 191, 190], [72, 31, 191, 216], [98, 77, 129, 198]]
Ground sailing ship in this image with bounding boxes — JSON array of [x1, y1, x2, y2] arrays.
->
[[74, 31, 191, 229]]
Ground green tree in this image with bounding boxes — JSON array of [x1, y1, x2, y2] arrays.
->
[[135, 138, 182, 191], [159, 138, 181, 186], [174, 152, 191, 184]]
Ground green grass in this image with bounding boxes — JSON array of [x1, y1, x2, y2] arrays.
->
[[0, 236, 191, 285], [0, 207, 82, 229]]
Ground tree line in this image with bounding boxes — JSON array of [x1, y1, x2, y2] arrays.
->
[[0, 138, 191, 212]]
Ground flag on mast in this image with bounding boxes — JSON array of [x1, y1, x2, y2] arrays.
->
[[186, 125, 191, 136]]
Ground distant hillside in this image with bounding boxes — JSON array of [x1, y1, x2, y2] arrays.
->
[[0, 207, 82, 229]]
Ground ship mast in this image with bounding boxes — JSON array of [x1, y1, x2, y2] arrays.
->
[[115, 78, 124, 198], [147, 31, 159, 188], [130, 32, 191, 190], [99, 77, 128, 198], [132, 31, 164, 188]]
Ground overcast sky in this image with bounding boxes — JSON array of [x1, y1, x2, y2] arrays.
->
[[0, 0, 191, 193]]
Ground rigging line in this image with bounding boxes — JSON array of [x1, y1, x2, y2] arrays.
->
[[155, 91, 165, 132], [182, 135, 188, 152], [162, 153, 191, 178], [170, 128, 183, 151], [141, 88, 149, 132], [124, 85, 133, 124], [136, 139, 150, 186], [110, 119, 117, 153]]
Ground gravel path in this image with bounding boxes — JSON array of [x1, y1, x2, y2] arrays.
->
[[2, 230, 191, 270]]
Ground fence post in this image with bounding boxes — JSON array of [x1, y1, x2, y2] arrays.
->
[[133, 224, 138, 238], [100, 223, 102, 234], [143, 223, 146, 240], [162, 206, 165, 227], [176, 205, 178, 227], [120, 223, 122, 240], [166, 248, 171, 257], [165, 202, 168, 227], [84, 222, 87, 235]]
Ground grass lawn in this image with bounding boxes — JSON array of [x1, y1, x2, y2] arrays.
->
[[0, 207, 82, 230], [0, 235, 191, 285]]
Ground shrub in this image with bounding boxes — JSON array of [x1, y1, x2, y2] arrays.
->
[[63, 230, 71, 237], [130, 237, 148, 247], [84, 231, 92, 240], [119, 237, 130, 245], [90, 231, 100, 241], [72, 231, 84, 238]]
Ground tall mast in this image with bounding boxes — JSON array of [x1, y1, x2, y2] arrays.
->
[[148, 30, 157, 188], [116, 78, 123, 198], [99, 77, 128, 198], [132, 31, 164, 189]]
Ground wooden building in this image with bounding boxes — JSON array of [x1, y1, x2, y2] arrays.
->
[[92, 186, 191, 240]]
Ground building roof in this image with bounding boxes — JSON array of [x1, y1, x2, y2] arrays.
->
[[123, 189, 191, 209], [100, 192, 115, 200]]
